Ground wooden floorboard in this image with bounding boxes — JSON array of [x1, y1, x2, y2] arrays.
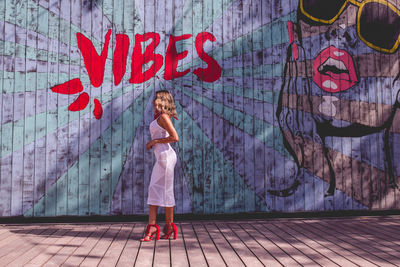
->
[[98, 224, 133, 267], [116, 223, 143, 266], [153, 226, 171, 267], [304, 219, 396, 266], [227, 222, 281, 266], [316, 219, 400, 264], [263, 222, 336, 266], [287, 220, 378, 267], [42, 227, 90, 266], [240, 222, 301, 266], [192, 222, 226, 266], [0, 216, 399, 266], [270, 221, 349, 267], [7, 227, 71, 267], [79, 225, 122, 267], [60, 225, 110, 266], [180, 223, 208, 266], [170, 223, 190, 266], [204, 222, 244, 266]]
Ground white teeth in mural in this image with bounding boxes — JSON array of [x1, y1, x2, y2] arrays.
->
[[333, 51, 344, 57], [322, 80, 338, 90], [319, 57, 347, 72], [319, 96, 339, 117], [339, 23, 346, 29]]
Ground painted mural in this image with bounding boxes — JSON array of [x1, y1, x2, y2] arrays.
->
[[0, 0, 399, 217]]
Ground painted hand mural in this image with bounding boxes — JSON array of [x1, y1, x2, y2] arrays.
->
[[276, 0, 400, 208]]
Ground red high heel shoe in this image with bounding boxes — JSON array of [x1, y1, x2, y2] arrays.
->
[[161, 222, 178, 240], [140, 224, 160, 242]]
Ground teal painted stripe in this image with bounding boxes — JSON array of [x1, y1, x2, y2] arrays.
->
[[1, 72, 91, 93], [24, 84, 153, 216], [4, 1, 105, 53], [100, 0, 115, 31], [123, 0, 139, 38], [0, 40, 84, 66], [174, 84, 291, 159], [100, 0, 143, 35], [174, 101, 268, 213], [112, 0, 124, 33], [171, 0, 235, 40], [34, 1, 103, 47], [221, 63, 284, 78], [179, 11, 296, 70], [2, 65, 125, 93], [181, 78, 280, 104], [0, 83, 138, 159]]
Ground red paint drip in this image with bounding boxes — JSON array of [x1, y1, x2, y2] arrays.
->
[[113, 34, 130, 85], [77, 29, 112, 87], [93, 98, 103, 119], [193, 32, 221, 82], [51, 78, 83, 95], [69, 92, 89, 111]]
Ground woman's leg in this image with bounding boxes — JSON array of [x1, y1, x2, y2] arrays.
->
[[149, 205, 158, 224], [165, 206, 174, 224], [141, 205, 159, 241], [161, 206, 177, 239]]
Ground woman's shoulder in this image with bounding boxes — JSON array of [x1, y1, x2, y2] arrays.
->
[[158, 113, 171, 122], [157, 113, 173, 128]]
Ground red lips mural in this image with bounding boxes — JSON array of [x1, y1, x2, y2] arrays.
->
[[313, 45, 359, 93]]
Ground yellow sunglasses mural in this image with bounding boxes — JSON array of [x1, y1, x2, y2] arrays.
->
[[299, 0, 400, 53]]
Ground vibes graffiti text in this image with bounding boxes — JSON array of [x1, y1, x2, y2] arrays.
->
[[51, 30, 221, 119]]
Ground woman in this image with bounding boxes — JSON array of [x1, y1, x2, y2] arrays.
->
[[141, 90, 179, 242]]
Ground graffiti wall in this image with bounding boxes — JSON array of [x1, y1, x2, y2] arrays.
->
[[0, 0, 399, 217]]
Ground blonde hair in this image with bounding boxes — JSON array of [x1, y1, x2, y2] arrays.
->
[[153, 90, 177, 118]]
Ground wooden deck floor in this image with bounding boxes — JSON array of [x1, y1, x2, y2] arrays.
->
[[0, 216, 399, 266]]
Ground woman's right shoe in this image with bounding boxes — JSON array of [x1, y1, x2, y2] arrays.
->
[[161, 222, 177, 240], [140, 224, 160, 242]]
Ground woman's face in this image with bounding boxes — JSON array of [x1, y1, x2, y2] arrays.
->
[[296, 0, 400, 124]]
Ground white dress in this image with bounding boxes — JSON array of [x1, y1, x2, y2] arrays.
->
[[147, 117, 177, 207]]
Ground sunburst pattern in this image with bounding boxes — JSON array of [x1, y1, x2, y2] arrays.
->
[[6, 0, 400, 217]]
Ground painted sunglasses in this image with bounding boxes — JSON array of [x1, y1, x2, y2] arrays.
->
[[299, 0, 400, 53]]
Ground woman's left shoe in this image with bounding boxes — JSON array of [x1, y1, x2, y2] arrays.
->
[[161, 222, 178, 240], [140, 224, 160, 242]]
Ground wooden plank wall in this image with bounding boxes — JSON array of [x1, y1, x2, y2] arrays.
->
[[0, 0, 399, 217]]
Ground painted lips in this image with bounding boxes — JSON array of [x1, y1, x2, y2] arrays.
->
[[313, 46, 358, 93]]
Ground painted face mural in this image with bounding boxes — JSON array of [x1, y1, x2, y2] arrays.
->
[[276, 0, 400, 208]]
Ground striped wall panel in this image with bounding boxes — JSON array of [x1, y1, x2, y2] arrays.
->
[[0, 0, 399, 217]]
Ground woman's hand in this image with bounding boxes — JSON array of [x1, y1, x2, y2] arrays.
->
[[146, 140, 156, 150]]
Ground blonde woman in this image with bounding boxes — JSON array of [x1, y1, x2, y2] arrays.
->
[[140, 90, 179, 242]]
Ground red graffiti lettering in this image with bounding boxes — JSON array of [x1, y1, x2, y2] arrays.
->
[[52, 30, 222, 120], [193, 32, 221, 82], [129, 32, 163, 84], [77, 29, 111, 87], [113, 34, 130, 86], [164, 34, 192, 80]]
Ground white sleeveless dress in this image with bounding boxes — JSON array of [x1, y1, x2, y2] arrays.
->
[[147, 117, 177, 207]]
